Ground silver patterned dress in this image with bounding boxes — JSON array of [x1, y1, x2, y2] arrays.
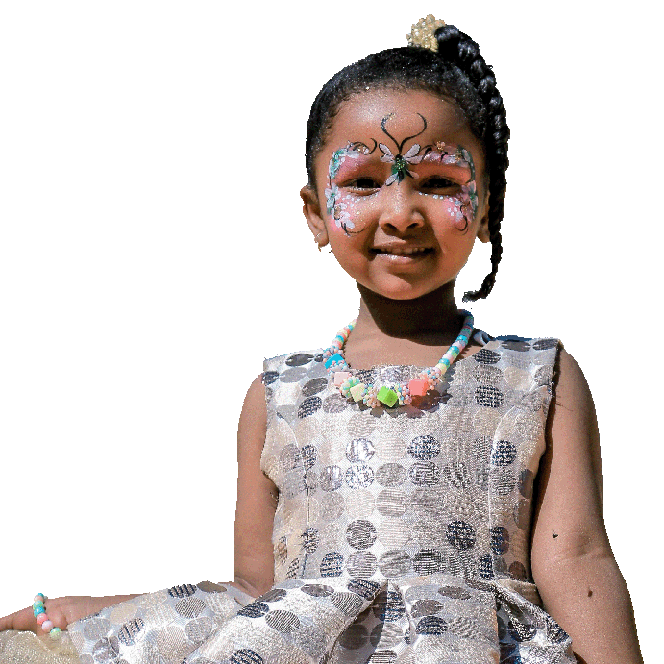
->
[[0, 335, 577, 664]]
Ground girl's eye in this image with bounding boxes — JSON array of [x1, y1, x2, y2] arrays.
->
[[420, 176, 457, 191], [348, 177, 380, 190]]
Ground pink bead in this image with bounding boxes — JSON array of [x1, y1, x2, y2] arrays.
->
[[41, 620, 54, 631], [333, 371, 351, 386], [34, 594, 45, 603], [37, 613, 48, 625], [408, 379, 429, 397]]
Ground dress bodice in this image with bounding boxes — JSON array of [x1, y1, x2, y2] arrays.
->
[[261, 336, 559, 600]]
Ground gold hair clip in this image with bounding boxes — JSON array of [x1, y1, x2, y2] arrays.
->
[[406, 15, 446, 52]]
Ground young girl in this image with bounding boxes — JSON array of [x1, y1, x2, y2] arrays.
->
[[0, 15, 645, 664]]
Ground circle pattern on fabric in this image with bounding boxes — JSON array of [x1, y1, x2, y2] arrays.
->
[[479, 554, 494, 579], [323, 393, 348, 413], [475, 386, 505, 408], [373, 590, 406, 622], [302, 378, 328, 397], [331, 592, 364, 615], [259, 588, 287, 603], [298, 396, 322, 418], [301, 584, 335, 597], [346, 552, 378, 578], [376, 463, 407, 487], [302, 527, 319, 553], [379, 550, 412, 577], [301, 445, 317, 470], [509, 561, 527, 580], [345, 463, 375, 488], [411, 600, 443, 618], [366, 652, 397, 664], [320, 552, 344, 577], [438, 585, 472, 600], [408, 461, 440, 486], [490, 526, 510, 554], [347, 413, 377, 438], [442, 461, 471, 489], [265, 610, 300, 632], [407, 435, 440, 460], [338, 624, 369, 650], [412, 549, 443, 575], [175, 597, 205, 619], [491, 440, 517, 466], [346, 520, 378, 550], [346, 438, 375, 462], [231, 649, 263, 664], [502, 340, 530, 352], [168, 584, 197, 599], [376, 488, 407, 517], [347, 579, 381, 599], [286, 353, 313, 367], [474, 349, 501, 364], [532, 338, 557, 351], [281, 367, 308, 383], [237, 602, 269, 618], [446, 520, 476, 550], [117, 618, 144, 646], [415, 616, 448, 634], [319, 466, 343, 491], [262, 371, 279, 385]]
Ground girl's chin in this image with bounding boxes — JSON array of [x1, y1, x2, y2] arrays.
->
[[356, 279, 454, 302]]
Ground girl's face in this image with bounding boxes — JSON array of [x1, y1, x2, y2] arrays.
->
[[303, 88, 490, 301]]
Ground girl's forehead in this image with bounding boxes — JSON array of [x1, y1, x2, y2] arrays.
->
[[324, 89, 472, 147]]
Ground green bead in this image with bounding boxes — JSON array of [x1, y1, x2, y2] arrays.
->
[[377, 386, 399, 407]]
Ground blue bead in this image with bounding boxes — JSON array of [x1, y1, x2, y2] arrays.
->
[[324, 354, 344, 369]]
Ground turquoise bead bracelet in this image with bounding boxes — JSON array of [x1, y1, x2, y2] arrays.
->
[[33, 593, 62, 639]]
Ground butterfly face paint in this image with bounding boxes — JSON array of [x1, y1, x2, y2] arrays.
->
[[324, 113, 479, 236]]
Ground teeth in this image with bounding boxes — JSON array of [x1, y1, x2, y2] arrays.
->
[[377, 247, 429, 256]]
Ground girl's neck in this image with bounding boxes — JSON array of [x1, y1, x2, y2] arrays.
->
[[343, 283, 473, 370], [355, 282, 463, 343]]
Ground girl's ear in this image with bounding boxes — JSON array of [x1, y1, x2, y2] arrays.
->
[[300, 185, 329, 248]]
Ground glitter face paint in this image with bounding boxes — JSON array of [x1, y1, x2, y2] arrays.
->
[[325, 113, 479, 236]]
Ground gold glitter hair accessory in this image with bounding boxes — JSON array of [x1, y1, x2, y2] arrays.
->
[[406, 14, 446, 53]]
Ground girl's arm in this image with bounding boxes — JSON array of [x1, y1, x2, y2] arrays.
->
[[231, 375, 278, 598], [530, 350, 643, 664], [0, 595, 141, 633]]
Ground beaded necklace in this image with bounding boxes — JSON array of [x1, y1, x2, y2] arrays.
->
[[323, 310, 474, 408]]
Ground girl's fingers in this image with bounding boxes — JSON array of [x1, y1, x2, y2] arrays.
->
[[0, 606, 37, 632]]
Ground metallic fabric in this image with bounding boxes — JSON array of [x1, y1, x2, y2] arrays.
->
[[0, 336, 576, 663]]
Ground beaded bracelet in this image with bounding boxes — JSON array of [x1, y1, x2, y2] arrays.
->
[[33, 593, 62, 639]]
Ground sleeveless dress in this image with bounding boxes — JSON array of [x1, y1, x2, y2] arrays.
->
[[0, 335, 577, 664]]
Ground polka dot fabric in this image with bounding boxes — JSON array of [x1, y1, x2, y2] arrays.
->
[[0, 336, 577, 664]]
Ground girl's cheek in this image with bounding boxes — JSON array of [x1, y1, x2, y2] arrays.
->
[[425, 195, 472, 232], [326, 190, 374, 236]]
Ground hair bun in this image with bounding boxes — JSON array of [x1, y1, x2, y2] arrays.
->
[[406, 15, 446, 52]]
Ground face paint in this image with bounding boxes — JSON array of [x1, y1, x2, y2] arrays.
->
[[416, 141, 479, 232], [378, 113, 427, 185], [324, 115, 480, 236]]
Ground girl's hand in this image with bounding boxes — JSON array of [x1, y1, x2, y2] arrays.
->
[[0, 595, 140, 634]]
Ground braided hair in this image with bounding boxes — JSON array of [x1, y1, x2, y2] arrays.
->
[[305, 25, 509, 302]]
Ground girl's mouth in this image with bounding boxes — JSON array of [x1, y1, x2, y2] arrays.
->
[[369, 245, 434, 257]]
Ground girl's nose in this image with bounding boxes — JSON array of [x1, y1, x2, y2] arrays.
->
[[378, 184, 424, 233]]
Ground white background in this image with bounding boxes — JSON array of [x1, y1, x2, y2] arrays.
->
[[0, 1, 660, 660]]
